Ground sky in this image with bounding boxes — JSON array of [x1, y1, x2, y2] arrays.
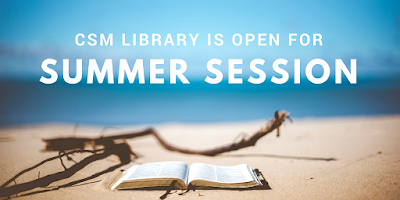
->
[[0, 0, 399, 82]]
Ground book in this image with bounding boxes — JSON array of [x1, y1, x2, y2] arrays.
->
[[111, 161, 262, 190]]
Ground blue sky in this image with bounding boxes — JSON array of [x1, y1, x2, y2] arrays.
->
[[0, 0, 399, 82]]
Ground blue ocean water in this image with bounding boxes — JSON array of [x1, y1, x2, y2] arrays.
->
[[0, 79, 399, 127]]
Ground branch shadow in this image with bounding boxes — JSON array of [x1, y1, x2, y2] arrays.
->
[[220, 154, 337, 161], [0, 144, 132, 199], [18, 163, 125, 198]]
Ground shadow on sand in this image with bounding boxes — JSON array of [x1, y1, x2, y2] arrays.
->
[[0, 150, 333, 199], [0, 143, 133, 199], [221, 154, 337, 161]]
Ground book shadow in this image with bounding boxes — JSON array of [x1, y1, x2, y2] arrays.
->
[[122, 179, 271, 191]]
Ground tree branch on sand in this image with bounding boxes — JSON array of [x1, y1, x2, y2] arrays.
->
[[43, 110, 291, 156], [0, 111, 290, 198]]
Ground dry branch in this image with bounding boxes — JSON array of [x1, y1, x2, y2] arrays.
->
[[43, 111, 290, 156], [149, 110, 290, 156], [1, 111, 289, 198]]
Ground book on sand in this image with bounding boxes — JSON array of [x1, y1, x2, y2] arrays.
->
[[111, 161, 262, 190]]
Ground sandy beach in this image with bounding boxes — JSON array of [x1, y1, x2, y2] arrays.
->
[[1, 0, 399, 199], [0, 115, 399, 199]]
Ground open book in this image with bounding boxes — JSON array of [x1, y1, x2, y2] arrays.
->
[[111, 161, 262, 190]]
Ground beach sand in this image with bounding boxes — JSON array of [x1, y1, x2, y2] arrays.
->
[[0, 115, 399, 199]]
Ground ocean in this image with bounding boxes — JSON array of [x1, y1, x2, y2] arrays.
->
[[0, 79, 399, 127]]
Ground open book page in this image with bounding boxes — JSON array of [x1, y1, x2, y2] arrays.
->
[[187, 163, 257, 184], [111, 161, 189, 189]]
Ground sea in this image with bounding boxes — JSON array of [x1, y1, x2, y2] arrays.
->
[[0, 78, 399, 127]]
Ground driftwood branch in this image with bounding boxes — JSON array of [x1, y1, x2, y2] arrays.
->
[[149, 110, 290, 156], [1, 111, 289, 198], [43, 111, 291, 156]]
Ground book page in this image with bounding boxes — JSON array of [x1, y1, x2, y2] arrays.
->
[[188, 163, 255, 184], [127, 161, 188, 183]]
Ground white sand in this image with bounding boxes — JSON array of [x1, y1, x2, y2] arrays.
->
[[0, 115, 399, 199]]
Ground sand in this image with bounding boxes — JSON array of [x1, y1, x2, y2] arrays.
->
[[0, 115, 400, 199]]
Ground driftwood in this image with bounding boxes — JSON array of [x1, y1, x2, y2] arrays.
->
[[150, 110, 290, 156], [43, 111, 291, 156], [1, 111, 289, 198]]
